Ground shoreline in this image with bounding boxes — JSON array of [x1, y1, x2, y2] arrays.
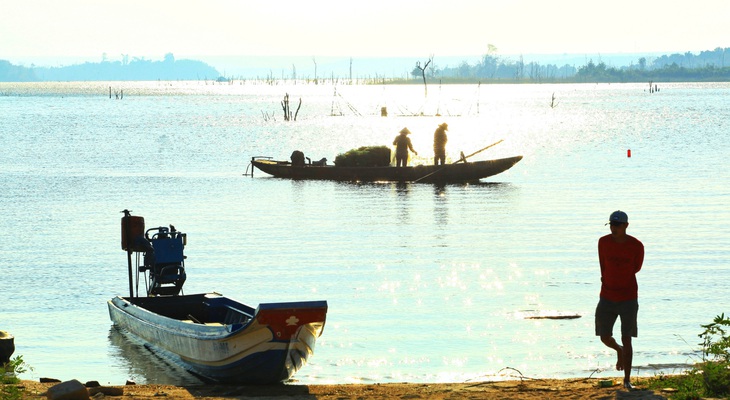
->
[[17, 377, 673, 399]]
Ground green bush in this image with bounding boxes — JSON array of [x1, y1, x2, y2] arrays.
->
[[700, 360, 730, 396], [649, 373, 704, 400], [1, 356, 30, 400], [701, 313, 730, 363], [698, 314, 730, 397], [334, 146, 391, 167], [647, 313, 730, 399]]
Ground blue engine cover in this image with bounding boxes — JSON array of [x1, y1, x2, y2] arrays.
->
[[151, 236, 184, 264]]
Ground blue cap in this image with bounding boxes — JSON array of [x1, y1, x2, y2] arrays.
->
[[608, 210, 628, 224]]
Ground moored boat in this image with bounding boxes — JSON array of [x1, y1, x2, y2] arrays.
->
[[108, 210, 328, 384], [250, 155, 523, 183]]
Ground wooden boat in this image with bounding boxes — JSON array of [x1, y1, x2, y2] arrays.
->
[[108, 211, 327, 384], [108, 294, 327, 384], [249, 155, 523, 183]]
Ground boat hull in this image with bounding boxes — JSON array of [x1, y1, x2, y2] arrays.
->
[[107, 293, 327, 384], [251, 156, 523, 183]]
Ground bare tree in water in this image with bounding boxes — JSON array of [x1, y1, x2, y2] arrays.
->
[[415, 56, 433, 97], [281, 93, 302, 121]]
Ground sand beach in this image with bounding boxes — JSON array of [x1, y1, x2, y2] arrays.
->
[[16, 377, 674, 399]]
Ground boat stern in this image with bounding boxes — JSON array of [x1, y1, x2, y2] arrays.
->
[[255, 300, 328, 380]]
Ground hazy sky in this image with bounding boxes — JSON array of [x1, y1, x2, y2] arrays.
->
[[2, 0, 728, 64]]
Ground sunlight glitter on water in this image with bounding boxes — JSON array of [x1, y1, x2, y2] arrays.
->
[[1, 81, 727, 385]]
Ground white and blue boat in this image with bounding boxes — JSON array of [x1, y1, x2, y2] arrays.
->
[[108, 210, 328, 384]]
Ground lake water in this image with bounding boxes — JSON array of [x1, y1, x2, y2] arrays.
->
[[1, 80, 728, 385]]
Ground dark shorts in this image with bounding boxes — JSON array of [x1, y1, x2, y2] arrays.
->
[[595, 298, 638, 338]]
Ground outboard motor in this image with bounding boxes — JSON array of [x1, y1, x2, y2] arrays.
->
[[142, 225, 187, 296], [121, 210, 187, 297]]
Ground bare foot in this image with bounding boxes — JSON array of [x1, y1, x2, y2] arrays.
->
[[615, 345, 624, 371]]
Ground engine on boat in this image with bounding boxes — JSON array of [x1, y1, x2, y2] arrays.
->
[[121, 210, 187, 296]]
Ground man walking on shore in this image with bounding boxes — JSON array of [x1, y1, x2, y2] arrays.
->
[[595, 210, 644, 390]]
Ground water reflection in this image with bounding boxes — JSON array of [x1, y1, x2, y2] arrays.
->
[[107, 326, 203, 385], [433, 183, 449, 228], [394, 182, 409, 194], [466, 181, 520, 198], [393, 182, 410, 224]]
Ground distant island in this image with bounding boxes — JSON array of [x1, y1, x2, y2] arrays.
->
[[0, 53, 220, 82], [1, 48, 729, 83]]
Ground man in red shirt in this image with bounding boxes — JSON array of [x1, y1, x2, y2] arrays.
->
[[595, 210, 644, 390]]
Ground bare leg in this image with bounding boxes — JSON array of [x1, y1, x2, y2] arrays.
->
[[600, 335, 624, 371], [621, 336, 633, 385]]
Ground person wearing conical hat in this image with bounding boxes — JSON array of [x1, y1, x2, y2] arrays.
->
[[433, 122, 448, 165], [393, 127, 417, 167]]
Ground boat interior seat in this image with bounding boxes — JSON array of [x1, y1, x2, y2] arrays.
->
[[223, 306, 251, 325], [149, 264, 186, 296], [153, 264, 186, 284]]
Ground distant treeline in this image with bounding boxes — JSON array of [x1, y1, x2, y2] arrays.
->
[[0, 53, 220, 82], [2, 48, 730, 83], [408, 47, 730, 83]]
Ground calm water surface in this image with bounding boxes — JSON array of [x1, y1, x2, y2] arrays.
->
[[0, 81, 728, 384]]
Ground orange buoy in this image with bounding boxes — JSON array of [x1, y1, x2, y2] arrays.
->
[[627, 149, 632, 157]]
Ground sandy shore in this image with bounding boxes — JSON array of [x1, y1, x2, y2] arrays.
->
[[17, 377, 674, 399]]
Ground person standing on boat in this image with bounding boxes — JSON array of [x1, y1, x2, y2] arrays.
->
[[433, 122, 448, 165], [393, 127, 417, 167], [595, 210, 644, 390]]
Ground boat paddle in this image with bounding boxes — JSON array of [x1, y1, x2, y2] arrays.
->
[[413, 139, 504, 183], [453, 139, 504, 164]]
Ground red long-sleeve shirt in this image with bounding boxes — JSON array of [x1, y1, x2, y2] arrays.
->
[[598, 234, 644, 301]]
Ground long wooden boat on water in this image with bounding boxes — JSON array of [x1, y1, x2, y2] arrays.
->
[[108, 211, 328, 384], [249, 155, 523, 183]]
